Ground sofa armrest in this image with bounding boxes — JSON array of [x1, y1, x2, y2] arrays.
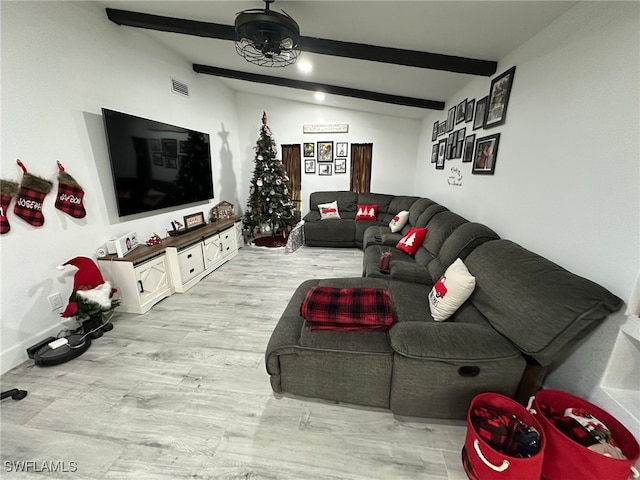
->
[[387, 261, 432, 285], [389, 322, 522, 361], [303, 211, 321, 222]]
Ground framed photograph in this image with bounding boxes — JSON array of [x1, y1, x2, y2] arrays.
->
[[446, 107, 455, 132], [446, 132, 455, 160], [485, 66, 516, 128], [303, 142, 315, 157], [318, 163, 332, 176], [336, 142, 348, 157], [161, 138, 178, 156], [472, 133, 501, 175], [463, 134, 476, 163], [317, 141, 333, 162], [335, 158, 346, 173], [466, 99, 475, 122], [304, 159, 316, 174], [438, 121, 446, 136], [431, 144, 439, 163], [152, 152, 163, 166], [151, 138, 161, 152], [183, 212, 205, 230], [179, 140, 188, 154], [165, 156, 177, 169], [432, 121, 439, 141], [436, 139, 446, 169], [456, 99, 467, 124], [473, 96, 488, 130], [455, 127, 466, 158]]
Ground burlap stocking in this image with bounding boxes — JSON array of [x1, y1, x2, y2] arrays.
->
[[55, 161, 86, 218], [1, 180, 19, 234], [13, 160, 53, 227]]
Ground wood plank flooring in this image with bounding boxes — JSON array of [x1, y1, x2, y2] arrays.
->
[[1, 245, 468, 479]]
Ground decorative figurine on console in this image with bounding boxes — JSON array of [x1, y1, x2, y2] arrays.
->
[[58, 256, 120, 338], [146, 233, 162, 246]]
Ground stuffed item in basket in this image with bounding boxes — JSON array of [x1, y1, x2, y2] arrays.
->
[[471, 405, 542, 458]]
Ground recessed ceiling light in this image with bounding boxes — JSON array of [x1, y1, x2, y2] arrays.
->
[[314, 92, 326, 101], [297, 60, 313, 74]]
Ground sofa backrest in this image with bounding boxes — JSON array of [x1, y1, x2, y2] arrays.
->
[[414, 204, 448, 229], [309, 191, 357, 214], [427, 223, 500, 281], [414, 211, 468, 268], [403, 198, 438, 234], [464, 239, 623, 367], [356, 193, 394, 218]]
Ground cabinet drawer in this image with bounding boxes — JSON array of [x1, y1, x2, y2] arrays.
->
[[178, 244, 205, 282], [204, 233, 221, 246], [220, 237, 235, 256]]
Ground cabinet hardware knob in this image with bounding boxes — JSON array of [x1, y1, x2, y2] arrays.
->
[[190, 268, 194, 274], [138, 280, 144, 293], [187, 254, 192, 259]]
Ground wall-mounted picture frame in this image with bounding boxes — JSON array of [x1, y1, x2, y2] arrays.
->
[[436, 139, 446, 169], [446, 107, 455, 132], [463, 134, 476, 163], [335, 158, 346, 173], [473, 96, 488, 130], [472, 133, 500, 175], [317, 141, 333, 162], [179, 140, 188, 154], [183, 212, 205, 230], [455, 127, 466, 159], [336, 142, 348, 157], [319, 163, 332, 176], [162, 138, 178, 156], [152, 152, 163, 166], [431, 144, 439, 163], [151, 138, 161, 152], [465, 99, 475, 122], [485, 66, 516, 129], [445, 132, 455, 160], [303, 142, 315, 157], [432, 121, 439, 141], [304, 159, 316, 174], [165, 156, 177, 169], [456, 99, 467, 124], [438, 121, 446, 136]]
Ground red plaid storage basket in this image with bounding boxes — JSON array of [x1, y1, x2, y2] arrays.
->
[[530, 389, 639, 480], [463, 393, 545, 480]]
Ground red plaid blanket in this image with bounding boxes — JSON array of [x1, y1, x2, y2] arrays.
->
[[300, 286, 394, 331]]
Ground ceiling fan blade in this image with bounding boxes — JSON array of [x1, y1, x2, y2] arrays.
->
[[106, 8, 497, 76]]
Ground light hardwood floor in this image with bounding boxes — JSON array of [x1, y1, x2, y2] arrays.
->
[[1, 245, 468, 480]]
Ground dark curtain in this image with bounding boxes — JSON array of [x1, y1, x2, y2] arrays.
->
[[282, 144, 302, 217], [350, 143, 373, 193]]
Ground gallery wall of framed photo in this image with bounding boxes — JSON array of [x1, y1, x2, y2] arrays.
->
[[301, 140, 350, 177], [431, 65, 516, 176]]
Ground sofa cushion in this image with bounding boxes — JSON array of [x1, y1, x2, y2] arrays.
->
[[356, 193, 393, 215], [428, 258, 476, 322], [355, 204, 378, 221], [427, 223, 500, 282], [318, 200, 340, 219], [405, 198, 437, 233], [388, 196, 420, 216], [304, 219, 356, 247], [389, 210, 409, 232], [464, 239, 623, 366], [396, 227, 428, 256], [309, 191, 357, 213]]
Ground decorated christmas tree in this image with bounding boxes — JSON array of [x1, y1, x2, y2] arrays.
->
[[243, 112, 297, 235]]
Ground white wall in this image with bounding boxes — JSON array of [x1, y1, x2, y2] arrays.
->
[[0, 1, 243, 372], [415, 2, 640, 436], [235, 94, 422, 215]]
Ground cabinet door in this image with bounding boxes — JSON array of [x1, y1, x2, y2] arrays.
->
[[135, 255, 171, 307], [203, 236, 223, 269]]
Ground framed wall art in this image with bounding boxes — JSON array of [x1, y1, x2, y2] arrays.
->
[[304, 159, 316, 174], [466, 99, 475, 122], [303, 142, 315, 157], [161, 138, 178, 156], [152, 152, 163, 166], [438, 121, 446, 136], [485, 66, 516, 128], [456, 127, 466, 159], [431, 144, 439, 163], [317, 141, 333, 162], [446, 107, 455, 132], [436, 139, 446, 170], [463, 134, 476, 163], [336, 142, 348, 157], [456, 99, 467, 124], [335, 158, 346, 173], [432, 121, 439, 141], [318, 163, 332, 176], [472, 133, 501, 175], [473, 96, 488, 130]]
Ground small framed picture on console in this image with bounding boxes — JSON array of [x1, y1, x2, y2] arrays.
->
[[184, 212, 205, 230]]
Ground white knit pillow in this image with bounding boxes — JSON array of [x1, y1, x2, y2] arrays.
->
[[428, 258, 476, 322], [318, 201, 340, 220], [389, 210, 409, 233]]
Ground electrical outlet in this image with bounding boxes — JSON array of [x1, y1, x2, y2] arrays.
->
[[47, 293, 63, 311]]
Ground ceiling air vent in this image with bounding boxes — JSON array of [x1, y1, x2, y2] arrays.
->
[[171, 78, 189, 97]]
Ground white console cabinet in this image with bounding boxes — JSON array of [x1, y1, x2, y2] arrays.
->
[[98, 253, 172, 314], [99, 217, 240, 312]]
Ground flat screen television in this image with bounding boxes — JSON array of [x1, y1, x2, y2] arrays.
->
[[102, 108, 214, 217]]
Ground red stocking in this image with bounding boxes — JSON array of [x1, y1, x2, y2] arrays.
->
[[1, 180, 19, 234], [13, 160, 53, 227], [55, 161, 86, 219]]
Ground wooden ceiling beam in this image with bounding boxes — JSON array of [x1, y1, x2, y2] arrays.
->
[[106, 8, 497, 76], [193, 64, 445, 110]]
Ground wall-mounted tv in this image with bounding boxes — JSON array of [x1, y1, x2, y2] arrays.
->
[[102, 108, 214, 217]]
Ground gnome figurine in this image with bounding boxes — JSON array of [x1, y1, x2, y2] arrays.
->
[[58, 256, 119, 338]]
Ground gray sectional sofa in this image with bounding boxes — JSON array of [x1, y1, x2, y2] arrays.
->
[[266, 191, 623, 419]]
